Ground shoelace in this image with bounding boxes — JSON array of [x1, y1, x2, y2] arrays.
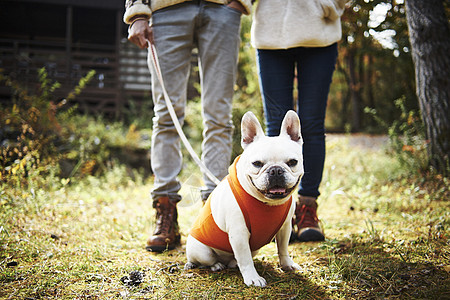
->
[[295, 204, 319, 228], [155, 205, 174, 235]]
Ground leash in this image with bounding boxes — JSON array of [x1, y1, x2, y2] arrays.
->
[[148, 40, 221, 186]]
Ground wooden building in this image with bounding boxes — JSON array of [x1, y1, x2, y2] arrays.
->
[[0, 0, 151, 116]]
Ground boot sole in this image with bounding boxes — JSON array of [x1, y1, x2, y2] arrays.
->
[[145, 244, 176, 253], [146, 235, 181, 253], [297, 228, 325, 242]]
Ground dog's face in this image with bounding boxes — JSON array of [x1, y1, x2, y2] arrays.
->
[[237, 111, 304, 205]]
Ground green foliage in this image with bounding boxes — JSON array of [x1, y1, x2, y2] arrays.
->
[[0, 68, 94, 185], [121, 96, 154, 129], [0, 68, 154, 184], [60, 115, 144, 177], [365, 96, 428, 172], [328, 0, 417, 132]]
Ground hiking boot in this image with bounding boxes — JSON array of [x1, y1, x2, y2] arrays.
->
[[293, 195, 325, 242], [146, 197, 181, 252]]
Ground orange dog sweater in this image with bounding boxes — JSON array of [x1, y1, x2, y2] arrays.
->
[[190, 156, 292, 253]]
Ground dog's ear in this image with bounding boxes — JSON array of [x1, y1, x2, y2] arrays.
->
[[280, 110, 302, 143], [241, 111, 265, 149]]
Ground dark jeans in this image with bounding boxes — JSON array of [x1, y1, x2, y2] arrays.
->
[[257, 43, 338, 198]]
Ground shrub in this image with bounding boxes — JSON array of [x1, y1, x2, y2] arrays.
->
[[0, 68, 95, 184], [365, 96, 428, 172]]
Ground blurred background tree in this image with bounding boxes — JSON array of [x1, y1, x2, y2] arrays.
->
[[234, 0, 420, 134], [327, 0, 416, 133]]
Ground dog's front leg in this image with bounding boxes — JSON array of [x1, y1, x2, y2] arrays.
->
[[276, 219, 301, 272], [228, 228, 267, 287]]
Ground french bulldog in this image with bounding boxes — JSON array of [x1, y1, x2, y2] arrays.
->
[[184, 110, 304, 287]]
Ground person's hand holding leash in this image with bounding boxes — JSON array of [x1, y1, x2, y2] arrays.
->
[[128, 16, 153, 49]]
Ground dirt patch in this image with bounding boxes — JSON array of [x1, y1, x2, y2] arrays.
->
[[327, 133, 389, 150]]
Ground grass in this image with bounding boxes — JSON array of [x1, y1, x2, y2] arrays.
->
[[1, 135, 449, 299]]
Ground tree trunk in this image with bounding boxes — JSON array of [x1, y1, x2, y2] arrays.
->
[[365, 55, 375, 125], [347, 49, 361, 132], [337, 51, 350, 131], [406, 0, 450, 175]]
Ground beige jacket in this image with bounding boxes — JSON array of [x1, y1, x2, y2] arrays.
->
[[124, 0, 252, 24], [251, 0, 347, 49]]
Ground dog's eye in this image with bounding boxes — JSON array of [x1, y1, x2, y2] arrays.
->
[[287, 159, 298, 167], [252, 161, 264, 168]]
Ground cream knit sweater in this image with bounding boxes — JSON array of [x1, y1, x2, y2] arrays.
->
[[251, 0, 347, 49], [124, 0, 252, 24]]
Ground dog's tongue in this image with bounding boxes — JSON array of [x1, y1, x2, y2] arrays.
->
[[269, 187, 286, 194]]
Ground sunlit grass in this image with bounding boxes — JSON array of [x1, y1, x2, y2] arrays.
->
[[1, 135, 448, 299]]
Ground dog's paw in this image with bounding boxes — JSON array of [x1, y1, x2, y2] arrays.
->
[[184, 262, 197, 270], [243, 274, 267, 287], [279, 255, 301, 272], [210, 262, 226, 272], [281, 262, 301, 272]]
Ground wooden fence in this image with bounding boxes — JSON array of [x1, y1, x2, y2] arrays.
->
[[0, 37, 152, 117]]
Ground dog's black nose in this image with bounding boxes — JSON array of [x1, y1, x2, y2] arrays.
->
[[267, 166, 286, 192], [268, 166, 284, 177]]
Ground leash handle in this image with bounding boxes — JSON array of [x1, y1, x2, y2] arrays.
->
[[148, 41, 221, 186]]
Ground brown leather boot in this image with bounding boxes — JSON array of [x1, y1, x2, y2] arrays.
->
[[146, 197, 180, 252], [293, 195, 325, 242]]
